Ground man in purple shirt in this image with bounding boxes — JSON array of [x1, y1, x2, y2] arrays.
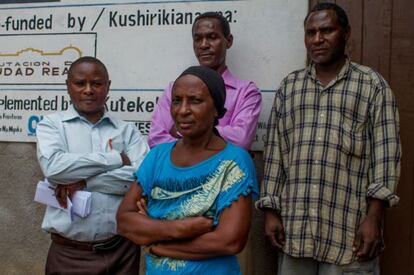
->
[[148, 12, 262, 150]]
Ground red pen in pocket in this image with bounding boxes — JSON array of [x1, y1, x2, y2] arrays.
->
[[108, 138, 113, 150]]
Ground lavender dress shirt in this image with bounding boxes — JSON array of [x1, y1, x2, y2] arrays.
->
[[148, 68, 262, 150]]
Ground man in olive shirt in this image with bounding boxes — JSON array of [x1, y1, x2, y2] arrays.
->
[[257, 3, 400, 274]]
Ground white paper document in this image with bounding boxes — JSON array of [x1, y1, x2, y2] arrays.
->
[[34, 180, 92, 220]]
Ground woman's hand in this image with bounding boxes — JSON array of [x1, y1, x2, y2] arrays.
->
[[137, 198, 148, 216], [173, 216, 213, 239]]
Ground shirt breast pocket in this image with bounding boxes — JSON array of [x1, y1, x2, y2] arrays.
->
[[107, 136, 125, 152], [339, 116, 366, 158]]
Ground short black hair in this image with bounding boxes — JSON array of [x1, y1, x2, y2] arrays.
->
[[192, 12, 231, 37], [304, 2, 349, 29], [67, 56, 109, 80]]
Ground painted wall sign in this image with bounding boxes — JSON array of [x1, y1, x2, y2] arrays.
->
[[0, 0, 307, 150]]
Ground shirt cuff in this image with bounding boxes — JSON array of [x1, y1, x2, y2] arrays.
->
[[255, 195, 282, 213], [366, 183, 400, 207]]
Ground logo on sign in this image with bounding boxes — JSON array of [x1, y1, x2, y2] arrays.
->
[[0, 33, 97, 85], [27, 115, 43, 136]]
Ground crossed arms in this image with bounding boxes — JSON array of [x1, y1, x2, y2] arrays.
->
[[36, 115, 149, 206], [116, 182, 252, 260]]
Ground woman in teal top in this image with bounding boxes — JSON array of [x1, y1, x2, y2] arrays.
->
[[117, 66, 258, 274]]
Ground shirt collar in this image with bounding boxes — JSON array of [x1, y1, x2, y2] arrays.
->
[[62, 105, 118, 128], [221, 67, 237, 89], [307, 57, 351, 85]]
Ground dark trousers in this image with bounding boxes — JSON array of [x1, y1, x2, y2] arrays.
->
[[45, 237, 140, 275]]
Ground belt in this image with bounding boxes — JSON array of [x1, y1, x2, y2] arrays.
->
[[51, 233, 124, 252]]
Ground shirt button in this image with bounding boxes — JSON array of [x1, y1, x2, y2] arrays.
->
[[317, 136, 322, 141], [313, 184, 317, 189], [314, 160, 318, 164], [320, 113, 325, 118]]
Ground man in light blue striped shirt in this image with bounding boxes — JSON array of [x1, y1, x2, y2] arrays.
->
[[36, 56, 149, 274]]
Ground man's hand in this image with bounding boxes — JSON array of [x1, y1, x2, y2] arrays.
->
[[169, 125, 181, 139], [120, 152, 131, 166], [264, 209, 285, 250], [55, 180, 86, 208], [353, 199, 384, 261]]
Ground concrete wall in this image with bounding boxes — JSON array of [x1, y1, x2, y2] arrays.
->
[[0, 144, 277, 275], [0, 142, 49, 274]]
